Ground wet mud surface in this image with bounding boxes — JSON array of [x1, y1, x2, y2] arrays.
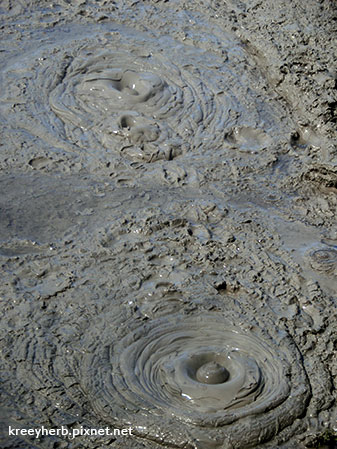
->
[[0, 1, 336, 448]]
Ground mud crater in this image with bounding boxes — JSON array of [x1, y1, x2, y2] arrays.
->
[[74, 312, 310, 448]]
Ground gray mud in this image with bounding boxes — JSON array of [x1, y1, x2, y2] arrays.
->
[[0, 1, 336, 448]]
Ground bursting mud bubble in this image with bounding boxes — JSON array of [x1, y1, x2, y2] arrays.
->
[[0, 1, 336, 449]]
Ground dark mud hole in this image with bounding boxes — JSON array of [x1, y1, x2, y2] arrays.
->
[[0, 1, 336, 449]]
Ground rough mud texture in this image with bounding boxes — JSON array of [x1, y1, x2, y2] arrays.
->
[[0, 1, 336, 449]]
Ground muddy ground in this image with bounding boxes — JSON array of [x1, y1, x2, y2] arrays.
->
[[0, 1, 336, 448]]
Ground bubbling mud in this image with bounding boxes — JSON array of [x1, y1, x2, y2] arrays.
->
[[1, 3, 336, 449], [309, 248, 337, 275], [195, 360, 230, 384], [48, 39, 240, 162], [49, 50, 190, 161], [80, 313, 310, 448], [1, 22, 291, 166]]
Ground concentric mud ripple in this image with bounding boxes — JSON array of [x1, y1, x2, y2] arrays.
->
[[1, 23, 290, 165], [309, 248, 337, 275], [47, 33, 242, 163], [80, 313, 309, 448]]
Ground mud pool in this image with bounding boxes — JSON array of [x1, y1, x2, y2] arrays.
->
[[0, 1, 336, 448]]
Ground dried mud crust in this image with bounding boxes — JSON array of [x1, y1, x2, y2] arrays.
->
[[302, 165, 337, 191], [206, 0, 337, 140], [0, 1, 336, 449]]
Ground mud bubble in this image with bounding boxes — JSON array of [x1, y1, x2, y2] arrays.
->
[[49, 51, 190, 162], [80, 313, 310, 448]]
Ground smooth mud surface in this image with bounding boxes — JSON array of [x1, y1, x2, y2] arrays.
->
[[0, 1, 336, 448]]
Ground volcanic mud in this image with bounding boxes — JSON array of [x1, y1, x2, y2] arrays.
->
[[0, 1, 336, 449]]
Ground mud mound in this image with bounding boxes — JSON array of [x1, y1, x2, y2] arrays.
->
[[79, 313, 309, 448]]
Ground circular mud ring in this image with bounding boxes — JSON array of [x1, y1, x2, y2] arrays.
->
[[42, 31, 237, 162], [81, 313, 310, 448], [3, 23, 288, 166], [309, 248, 337, 275]]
